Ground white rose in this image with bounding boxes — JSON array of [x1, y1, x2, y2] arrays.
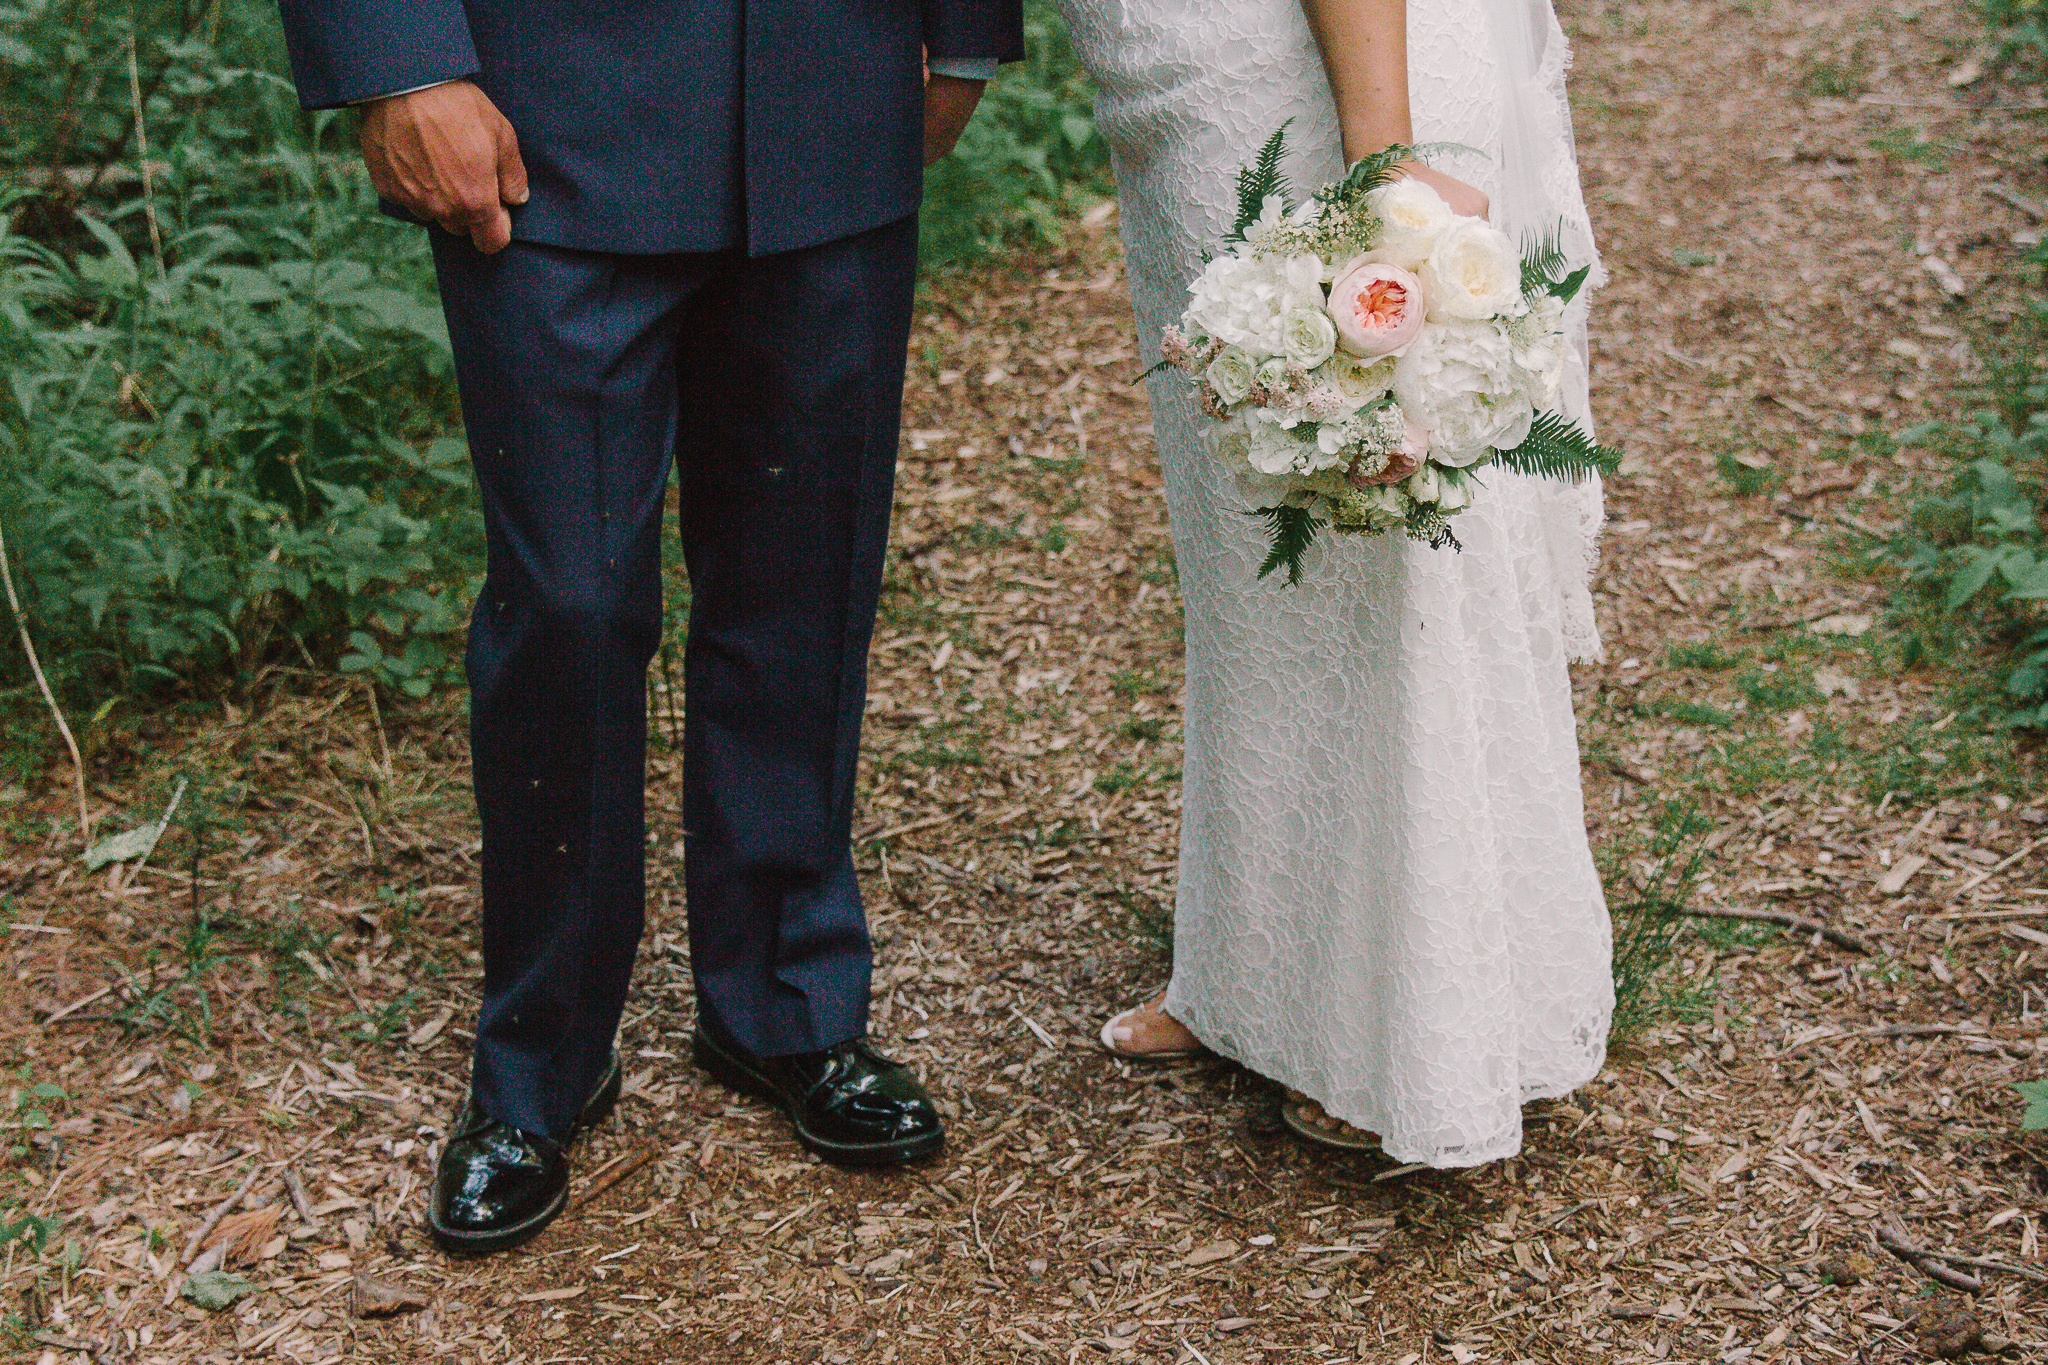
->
[[1405, 465, 1443, 504], [1206, 346, 1255, 405], [1317, 354, 1396, 402], [1436, 476, 1472, 513], [1421, 220, 1524, 321], [1393, 320, 1537, 466], [1364, 177, 1454, 269], [1254, 356, 1290, 392], [1369, 177, 1455, 236], [1281, 307, 1339, 369]]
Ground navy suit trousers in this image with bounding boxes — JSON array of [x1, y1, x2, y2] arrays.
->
[[430, 215, 917, 1140]]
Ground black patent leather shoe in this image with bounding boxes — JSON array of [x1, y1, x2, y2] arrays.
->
[[693, 1024, 943, 1167], [429, 1051, 621, 1253]]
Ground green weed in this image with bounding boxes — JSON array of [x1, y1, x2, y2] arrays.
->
[[1605, 800, 1713, 1043], [1715, 450, 1784, 497], [1868, 127, 1954, 169], [338, 988, 421, 1046], [1667, 640, 1743, 670], [1737, 666, 1819, 711], [1799, 58, 1869, 98], [1109, 670, 1163, 699], [1123, 716, 1169, 742], [1647, 697, 1736, 728]]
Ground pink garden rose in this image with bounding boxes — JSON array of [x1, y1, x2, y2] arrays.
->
[[1347, 415, 1431, 488], [1327, 258, 1427, 358]]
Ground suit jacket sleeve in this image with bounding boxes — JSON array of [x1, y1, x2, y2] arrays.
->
[[274, 0, 483, 109], [921, 0, 1027, 63]]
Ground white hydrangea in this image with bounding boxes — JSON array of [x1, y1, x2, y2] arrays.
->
[[1394, 319, 1536, 465], [1183, 248, 1326, 354]]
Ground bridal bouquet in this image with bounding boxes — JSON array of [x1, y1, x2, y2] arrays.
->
[[1154, 128, 1619, 584]]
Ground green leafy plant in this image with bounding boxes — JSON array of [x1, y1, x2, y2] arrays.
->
[[918, 0, 1112, 267], [2017, 1079, 2048, 1131], [1889, 406, 2048, 728], [1984, 0, 2048, 71]]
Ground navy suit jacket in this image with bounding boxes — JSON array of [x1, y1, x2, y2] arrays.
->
[[275, 0, 1025, 255]]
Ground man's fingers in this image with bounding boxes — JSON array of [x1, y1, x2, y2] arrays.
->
[[494, 113, 529, 206], [470, 206, 514, 254], [353, 81, 524, 249]]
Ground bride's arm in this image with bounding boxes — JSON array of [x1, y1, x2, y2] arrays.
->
[[1298, 0, 1489, 219]]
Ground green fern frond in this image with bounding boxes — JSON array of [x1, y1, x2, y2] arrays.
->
[[1336, 142, 1413, 202], [1521, 222, 1593, 303], [1493, 411, 1624, 483], [1520, 224, 1568, 296], [1231, 122, 1295, 240], [1247, 504, 1324, 586]]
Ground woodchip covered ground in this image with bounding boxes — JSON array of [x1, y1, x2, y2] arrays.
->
[[3, 2, 2046, 1363]]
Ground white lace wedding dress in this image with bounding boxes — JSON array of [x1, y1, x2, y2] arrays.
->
[[1059, 0, 1614, 1166]]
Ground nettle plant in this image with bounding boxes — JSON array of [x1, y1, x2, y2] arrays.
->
[[0, 138, 479, 698], [1892, 396, 2048, 728]]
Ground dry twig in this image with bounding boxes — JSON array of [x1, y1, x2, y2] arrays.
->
[[0, 523, 91, 848], [1683, 904, 1871, 953]]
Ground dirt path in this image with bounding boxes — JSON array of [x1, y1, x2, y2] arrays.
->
[[4, 3, 2046, 1364]]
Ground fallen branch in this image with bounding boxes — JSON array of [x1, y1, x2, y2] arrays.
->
[[181, 1162, 265, 1266], [0, 523, 91, 849], [1906, 1249, 2048, 1285], [283, 1167, 320, 1231], [1985, 182, 2047, 222], [1682, 905, 1871, 953], [1782, 1022, 1989, 1058], [37, 962, 177, 1026], [1875, 1213, 1983, 1294], [571, 1146, 659, 1209]]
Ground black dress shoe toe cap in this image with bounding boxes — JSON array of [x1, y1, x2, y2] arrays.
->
[[430, 1104, 570, 1251]]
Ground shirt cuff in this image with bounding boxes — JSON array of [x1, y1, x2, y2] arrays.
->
[[346, 79, 460, 107], [927, 57, 999, 82]]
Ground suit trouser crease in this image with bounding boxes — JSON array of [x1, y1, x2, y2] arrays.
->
[[431, 217, 917, 1139]]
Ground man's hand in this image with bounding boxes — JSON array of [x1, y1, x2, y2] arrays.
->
[[359, 81, 528, 253], [923, 73, 987, 166]]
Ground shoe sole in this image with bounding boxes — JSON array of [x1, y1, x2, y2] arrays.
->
[[428, 1053, 623, 1255], [692, 1031, 943, 1168], [429, 1179, 571, 1255]]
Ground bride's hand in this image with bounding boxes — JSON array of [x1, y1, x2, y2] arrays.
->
[[1393, 161, 1489, 220]]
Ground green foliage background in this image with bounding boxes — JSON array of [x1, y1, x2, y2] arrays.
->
[[0, 0, 1109, 732], [1877, 9, 2048, 729]]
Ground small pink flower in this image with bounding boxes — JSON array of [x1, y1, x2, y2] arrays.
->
[[1327, 258, 1427, 358], [1347, 416, 1430, 488]]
